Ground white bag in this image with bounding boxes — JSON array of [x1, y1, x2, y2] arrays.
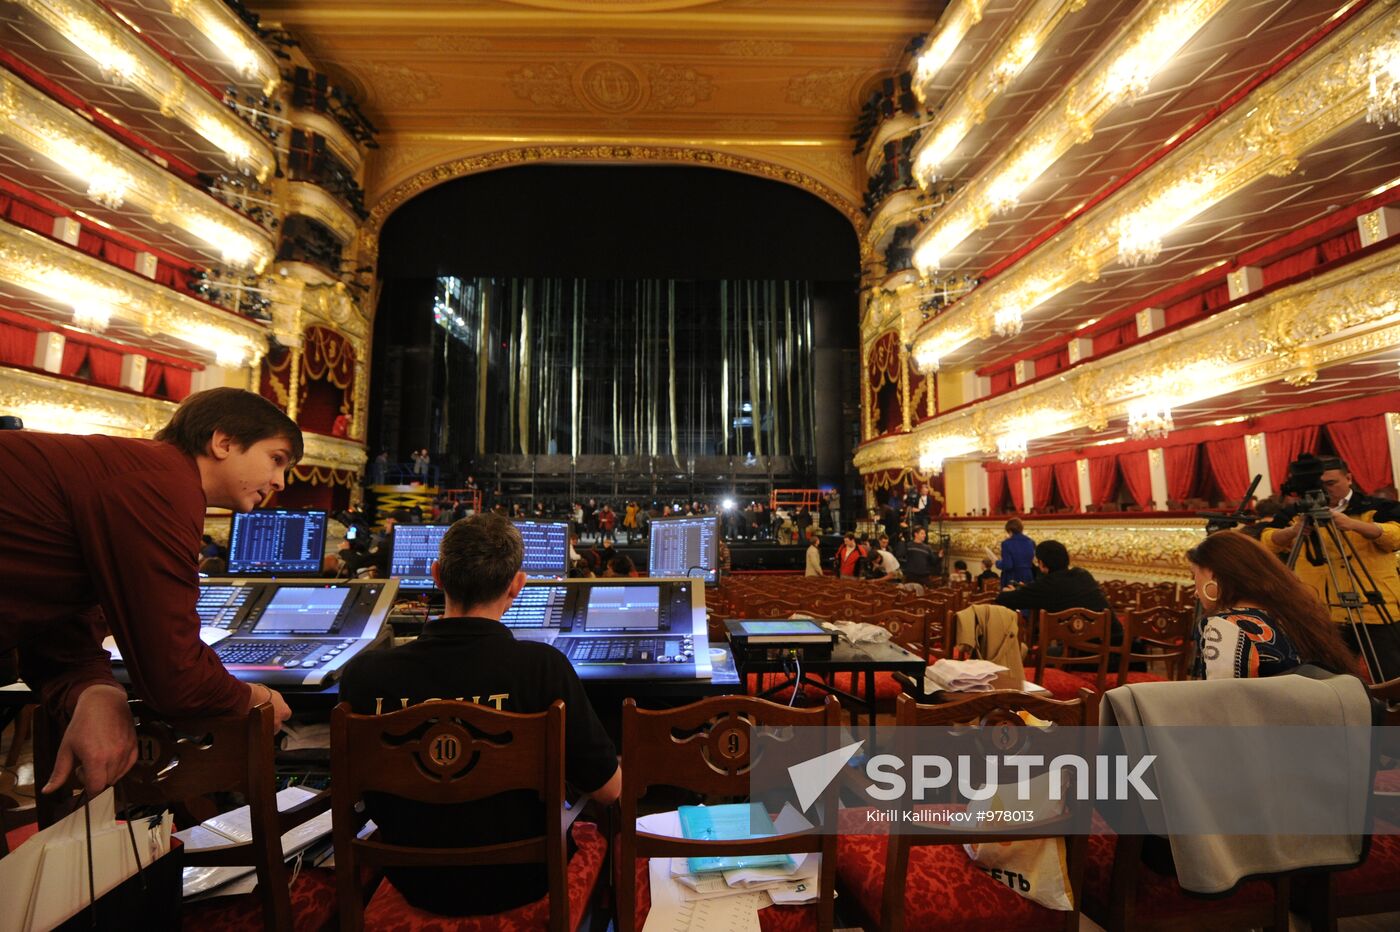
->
[[963, 770, 1074, 911]]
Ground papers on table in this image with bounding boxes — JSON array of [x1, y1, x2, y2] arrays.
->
[[924, 658, 1007, 693], [637, 806, 826, 932], [818, 621, 891, 646]]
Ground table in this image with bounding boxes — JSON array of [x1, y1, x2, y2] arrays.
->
[[734, 639, 927, 727]]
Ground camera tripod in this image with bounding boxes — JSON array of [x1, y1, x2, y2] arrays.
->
[[1283, 493, 1396, 683]]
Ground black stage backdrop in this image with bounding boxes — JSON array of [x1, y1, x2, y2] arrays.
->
[[370, 165, 861, 489]]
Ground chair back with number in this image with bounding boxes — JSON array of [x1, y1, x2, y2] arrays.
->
[[117, 700, 324, 931], [878, 690, 1093, 932], [330, 699, 572, 932], [617, 695, 841, 932], [1035, 607, 1115, 694]]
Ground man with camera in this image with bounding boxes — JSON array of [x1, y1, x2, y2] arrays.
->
[[1262, 453, 1400, 680]]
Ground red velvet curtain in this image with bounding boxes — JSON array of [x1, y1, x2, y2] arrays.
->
[[0, 319, 35, 366], [1088, 456, 1118, 505], [1054, 461, 1082, 511], [1164, 444, 1199, 502], [1030, 464, 1055, 512], [1328, 416, 1393, 494], [1319, 229, 1360, 263], [86, 346, 122, 387], [1204, 436, 1251, 503], [1007, 467, 1027, 514], [1267, 425, 1320, 492], [60, 342, 87, 377], [1120, 451, 1153, 510], [9, 201, 52, 231], [986, 467, 1007, 515]]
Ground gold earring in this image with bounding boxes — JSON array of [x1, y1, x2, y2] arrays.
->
[[1201, 580, 1220, 602]]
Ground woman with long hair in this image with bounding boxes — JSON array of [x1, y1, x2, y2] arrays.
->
[[1185, 530, 1356, 678]]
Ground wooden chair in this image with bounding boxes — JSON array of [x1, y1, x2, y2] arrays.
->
[[617, 695, 841, 932], [330, 700, 606, 932], [1031, 608, 1114, 699], [1115, 607, 1194, 685], [117, 700, 337, 932], [836, 690, 1092, 932], [1300, 676, 1400, 929]]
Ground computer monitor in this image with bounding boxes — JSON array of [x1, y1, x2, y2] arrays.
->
[[648, 514, 720, 583], [513, 520, 570, 579], [388, 524, 451, 593], [226, 509, 327, 576]]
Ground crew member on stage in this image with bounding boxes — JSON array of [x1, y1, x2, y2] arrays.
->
[[0, 388, 299, 797], [339, 513, 620, 916]]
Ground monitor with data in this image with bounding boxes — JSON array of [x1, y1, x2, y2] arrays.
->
[[226, 509, 327, 576], [389, 524, 451, 592], [648, 514, 720, 583], [513, 520, 570, 579]]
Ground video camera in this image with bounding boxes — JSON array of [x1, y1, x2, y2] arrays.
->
[[1278, 453, 1337, 515]]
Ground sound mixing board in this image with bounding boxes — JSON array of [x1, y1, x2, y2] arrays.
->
[[500, 579, 711, 682], [120, 579, 397, 688]]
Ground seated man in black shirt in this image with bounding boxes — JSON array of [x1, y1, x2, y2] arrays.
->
[[339, 513, 621, 916], [993, 539, 1110, 615]]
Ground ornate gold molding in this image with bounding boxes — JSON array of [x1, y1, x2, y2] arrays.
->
[[302, 431, 367, 473], [360, 145, 865, 268], [0, 219, 268, 366], [856, 241, 1400, 474], [0, 365, 176, 436], [912, 0, 987, 101], [164, 0, 280, 95], [909, 0, 1092, 183], [944, 517, 1203, 581], [12, 0, 274, 181], [908, 0, 1398, 367], [287, 108, 365, 174], [0, 71, 274, 271], [283, 180, 360, 245]]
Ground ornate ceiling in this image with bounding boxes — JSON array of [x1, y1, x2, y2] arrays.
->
[[250, 0, 942, 217]]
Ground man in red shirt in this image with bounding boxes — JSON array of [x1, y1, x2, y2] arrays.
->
[[0, 388, 301, 797]]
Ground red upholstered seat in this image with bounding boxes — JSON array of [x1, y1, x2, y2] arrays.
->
[[1082, 830, 1272, 921], [4, 820, 39, 853], [1331, 830, 1400, 898], [186, 866, 339, 932], [361, 821, 605, 931], [1121, 671, 1166, 685], [836, 830, 1065, 932], [632, 856, 817, 931], [1035, 668, 1095, 700], [1375, 769, 1400, 794]]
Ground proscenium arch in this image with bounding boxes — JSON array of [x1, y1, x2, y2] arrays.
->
[[359, 145, 867, 277]]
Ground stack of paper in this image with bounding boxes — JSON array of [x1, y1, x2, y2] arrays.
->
[[175, 786, 332, 900], [637, 806, 825, 932], [924, 658, 1008, 693], [819, 621, 891, 646]]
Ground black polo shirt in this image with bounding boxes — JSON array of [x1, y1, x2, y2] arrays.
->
[[339, 616, 617, 916]]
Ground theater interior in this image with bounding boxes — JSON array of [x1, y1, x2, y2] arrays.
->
[[2, 0, 1400, 928]]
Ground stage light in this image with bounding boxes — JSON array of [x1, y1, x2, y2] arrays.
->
[[722, 498, 736, 511]]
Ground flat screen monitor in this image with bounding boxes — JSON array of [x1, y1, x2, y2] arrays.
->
[[389, 524, 451, 592], [648, 514, 720, 583], [581, 585, 663, 631], [514, 520, 570, 579], [250, 585, 353, 634], [226, 509, 327, 576]]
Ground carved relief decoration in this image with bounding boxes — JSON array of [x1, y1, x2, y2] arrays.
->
[[945, 518, 1204, 581]]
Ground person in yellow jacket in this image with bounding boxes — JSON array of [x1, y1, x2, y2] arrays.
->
[[1260, 454, 1400, 681]]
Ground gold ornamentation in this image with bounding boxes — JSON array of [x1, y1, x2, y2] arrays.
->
[[0, 71, 273, 270], [577, 61, 645, 112], [302, 432, 368, 472], [356, 62, 442, 108], [161, 0, 279, 93], [719, 39, 794, 57], [945, 517, 1203, 581], [510, 63, 585, 110], [642, 63, 714, 110], [0, 366, 177, 437], [856, 245, 1400, 474], [361, 147, 864, 269], [785, 67, 869, 113], [906, 0, 1398, 367], [282, 181, 359, 245], [587, 37, 623, 54], [414, 35, 494, 52]]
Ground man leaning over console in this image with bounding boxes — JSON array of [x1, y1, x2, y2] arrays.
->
[[0, 388, 298, 799], [339, 512, 621, 917]]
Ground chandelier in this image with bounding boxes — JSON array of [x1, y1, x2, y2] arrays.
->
[[1127, 399, 1174, 440], [71, 301, 112, 332], [996, 434, 1028, 464], [1367, 40, 1400, 128], [993, 305, 1024, 337], [918, 450, 944, 476], [1116, 212, 1163, 267]]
